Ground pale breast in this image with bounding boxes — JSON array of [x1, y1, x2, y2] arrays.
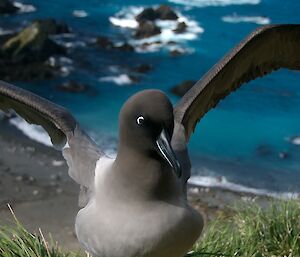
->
[[75, 198, 203, 257]]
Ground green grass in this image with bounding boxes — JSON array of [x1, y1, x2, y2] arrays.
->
[[190, 199, 300, 257], [0, 205, 80, 257], [1, 200, 299, 257]]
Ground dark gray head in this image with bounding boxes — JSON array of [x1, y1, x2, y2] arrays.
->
[[118, 90, 181, 177]]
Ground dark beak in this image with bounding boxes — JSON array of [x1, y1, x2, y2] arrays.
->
[[156, 129, 182, 177]]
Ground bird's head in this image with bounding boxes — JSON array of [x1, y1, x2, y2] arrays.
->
[[118, 90, 181, 177]]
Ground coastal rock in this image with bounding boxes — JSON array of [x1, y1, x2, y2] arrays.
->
[[169, 48, 185, 57], [114, 42, 134, 52], [128, 75, 140, 83], [57, 81, 89, 93], [135, 7, 157, 22], [171, 80, 196, 97], [174, 22, 187, 33], [134, 21, 161, 39], [135, 5, 178, 22], [95, 36, 114, 49], [132, 64, 153, 73], [1, 20, 66, 63], [155, 5, 178, 20], [0, 0, 18, 15], [33, 18, 71, 35], [0, 61, 59, 81], [96, 36, 134, 51], [0, 20, 67, 81], [256, 144, 274, 157]]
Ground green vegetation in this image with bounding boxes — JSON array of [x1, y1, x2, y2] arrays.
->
[[0, 205, 79, 257], [191, 199, 300, 257], [0, 200, 299, 257]]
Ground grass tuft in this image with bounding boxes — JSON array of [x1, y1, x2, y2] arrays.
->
[[0, 200, 299, 257], [190, 199, 300, 257], [0, 205, 77, 257]]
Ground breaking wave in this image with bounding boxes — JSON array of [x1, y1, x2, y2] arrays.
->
[[168, 0, 260, 8], [222, 14, 270, 25], [189, 175, 299, 199], [109, 6, 204, 53], [9, 117, 52, 147], [99, 74, 133, 86]]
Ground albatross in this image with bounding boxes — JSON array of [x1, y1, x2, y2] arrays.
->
[[0, 24, 300, 257]]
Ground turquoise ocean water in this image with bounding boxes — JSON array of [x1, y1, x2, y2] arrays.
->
[[2, 0, 300, 195]]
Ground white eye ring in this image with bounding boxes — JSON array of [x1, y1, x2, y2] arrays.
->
[[136, 116, 145, 125]]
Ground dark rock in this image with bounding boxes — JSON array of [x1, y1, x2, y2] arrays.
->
[[128, 75, 141, 83], [134, 21, 161, 39], [135, 5, 178, 22], [171, 80, 196, 97], [95, 37, 134, 51], [33, 18, 70, 34], [169, 49, 184, 57], [1, 21, 66, 63], [0, 0, 18, 15], [95, 36, 114, 49], [57, 81, 88, 93], [0, 61, 59, 81], [135, 7, 158, 22], [174, 22, 187, 33], [155, 5, 178, 20], [132, 64, 152, 73], [279, 151, 289, 160], [114, 42, 134, 52], [256, 144, 274, 157], [0, 20, 66, 81]]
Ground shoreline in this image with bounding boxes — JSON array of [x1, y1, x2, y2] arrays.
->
[[0, 119, 277, 252]]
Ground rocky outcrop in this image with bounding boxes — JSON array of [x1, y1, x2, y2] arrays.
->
[[33, 18, 70, 35], [95, 36, 134, 51], [0, 20, 67, 81], [131, 64, 152, 73], [1, 21, 65, 63], [0, 0, 18, 15], [170, 80, 196, 97], [95, 36, 114, 49], [135, 7, 157, 22], [155, 5, 178, 20], [134, 21, 161, 39], [135, 5, 178, 22], [174, 22, 187, 33], [57, 81, 88, 93]]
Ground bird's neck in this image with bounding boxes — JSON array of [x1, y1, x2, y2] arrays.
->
[[111, 145, 181, 202]]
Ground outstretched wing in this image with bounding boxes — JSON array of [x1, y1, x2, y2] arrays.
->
[[174, 24, 300, 141], [0, 80, 103, 206]]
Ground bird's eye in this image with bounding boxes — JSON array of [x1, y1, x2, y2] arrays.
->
[[136, 116, 145, 125]]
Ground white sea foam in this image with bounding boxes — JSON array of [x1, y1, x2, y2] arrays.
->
[[109, 6, 204, 53], [72, 10, 89, 18], [99, 74, 133, 86], [0, 28, 13, 35], [222, 14, 270, 25], [109, 17, 139, 29], [168, 0, 260, 8], [290, 136, 300, 145], [189, 175, 299, 199], [14, 1, 36, 13], [109, 7, 142, 29], [9, 117, 52, 147]]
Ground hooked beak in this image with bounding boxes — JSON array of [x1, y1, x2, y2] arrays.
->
[[156, 129, 182, 177]]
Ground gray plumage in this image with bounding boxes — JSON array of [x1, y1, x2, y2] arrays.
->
[[0, 24, 300, 257]]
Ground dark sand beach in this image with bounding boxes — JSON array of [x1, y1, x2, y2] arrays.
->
[[0, 119, 271, 253]]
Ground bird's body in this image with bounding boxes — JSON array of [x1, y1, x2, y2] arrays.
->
[[74, 123, 203, 257], [76, 156, 202, 257], [1, 24, 300, 257]]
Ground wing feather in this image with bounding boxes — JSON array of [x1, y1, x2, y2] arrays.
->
[[174, 24, 300, 141], [0, 80, 102, 206]]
